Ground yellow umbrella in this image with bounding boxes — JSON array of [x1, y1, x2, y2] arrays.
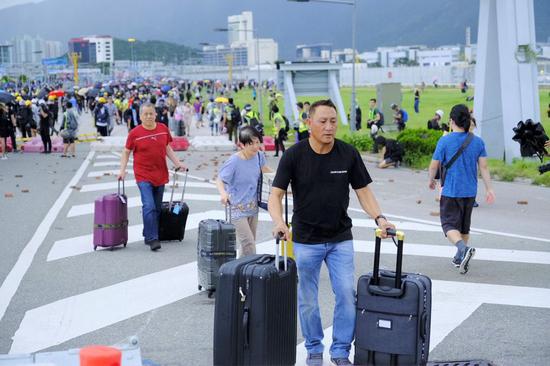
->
[[215, 97, 229, 103]]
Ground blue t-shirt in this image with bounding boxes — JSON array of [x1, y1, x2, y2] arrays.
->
[[219, 152, 266, 220], [432, 132, 487, 198]]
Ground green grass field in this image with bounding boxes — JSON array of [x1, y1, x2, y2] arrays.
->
[[231, 86, 550, 139], [229, 85, 550, 186]]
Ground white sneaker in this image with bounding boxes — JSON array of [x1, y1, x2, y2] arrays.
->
[[1, 155, 7, 160]]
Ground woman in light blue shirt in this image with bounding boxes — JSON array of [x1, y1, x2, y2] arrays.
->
[[216, 126, 273, 257]]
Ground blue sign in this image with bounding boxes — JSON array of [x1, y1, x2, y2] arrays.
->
[[42, 56, 68, 66]]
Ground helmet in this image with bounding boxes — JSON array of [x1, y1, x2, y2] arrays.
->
[[25, 100, 32, 106], [48, 95, 56, 101], [16, 96, 23, 102], [390, 103, 398, 110], [244, 104, 252, 111], [98, 97, 107, 104], [435, 109, 444, 118]]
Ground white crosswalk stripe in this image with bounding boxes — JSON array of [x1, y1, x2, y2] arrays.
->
[[4, 153, 549, 362]]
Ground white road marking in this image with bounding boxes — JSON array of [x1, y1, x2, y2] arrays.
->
[[9, 261, 199, 354], [88, 169, 134, 178], [295, 281, 550, 363], [255, 240, 550, 265], [94, 154, 120, 160], [48, 210, 227, 262], [79, 180, 216, 193], [351, 208, 550, 244], [93, 161, 132, 167], [48, 213, 444, 262], [67, 193, 222, 217], [0, 151, 95, 324]]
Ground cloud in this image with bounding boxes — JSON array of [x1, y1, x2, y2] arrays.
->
[[0, 0, 44, 11]]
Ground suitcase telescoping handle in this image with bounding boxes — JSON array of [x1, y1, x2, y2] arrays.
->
[[224, 203, 231, 224], [275, 232, 288, 272], [117, 178, 125, 196], [372, 228, 405, 289], [169, 168, 188, 208]]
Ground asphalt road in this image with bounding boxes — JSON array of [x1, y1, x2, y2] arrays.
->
[[0, 118, 549, 366]]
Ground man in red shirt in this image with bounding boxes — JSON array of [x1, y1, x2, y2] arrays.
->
[[118, 102, 186, 251]]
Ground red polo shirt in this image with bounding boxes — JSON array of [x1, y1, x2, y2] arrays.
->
[[125, 123, 173, 186]]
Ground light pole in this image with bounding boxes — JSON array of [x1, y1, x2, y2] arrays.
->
[[214, 27, 263, 120], [288, 0, 357, 132], [128, 38, 136, 77]]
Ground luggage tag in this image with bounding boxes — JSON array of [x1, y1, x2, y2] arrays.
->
[[172, 203, 181, 215]]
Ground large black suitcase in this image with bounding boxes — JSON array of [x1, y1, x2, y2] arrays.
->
[[197, 205, 237, 297], [213, 238, 297, 366], [159, 169, 189, 241], [354, 229, 432, 366]]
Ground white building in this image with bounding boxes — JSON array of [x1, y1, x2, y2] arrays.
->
[[416, 45, 461, 66], [228, 11, 254, 45], [331, 48, 355, 63], [44, 40, 64, 59], [225, 11, 278, 66], [82, 35, 114, 64]]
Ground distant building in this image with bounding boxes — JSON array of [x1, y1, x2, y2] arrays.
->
[[68, 35, 113, 65], [221, 10, 278, 66], [228, 11, 254, 45], [332, 48, 355, 63], [201, 44, 248, 66], [296, 43, 332, 61], [68, 38, 94, 64], [0, 43, 12, 64]]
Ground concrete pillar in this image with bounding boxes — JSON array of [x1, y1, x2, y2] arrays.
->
[[474, 0, 540, 162]]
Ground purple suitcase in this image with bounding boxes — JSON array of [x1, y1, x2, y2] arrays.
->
[[93, 179, 128, 250]]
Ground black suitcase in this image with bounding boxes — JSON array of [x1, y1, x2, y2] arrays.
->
[[197, 204, 237, 297], [354, 229, 432, 366], [159, 169, 189, 241], [213, 238, 297, 366]]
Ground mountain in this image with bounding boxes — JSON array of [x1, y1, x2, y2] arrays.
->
[[113, 38, 199, 63], [0, 0, 549, 60]]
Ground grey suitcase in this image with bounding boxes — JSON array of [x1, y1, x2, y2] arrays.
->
[[354, 229, 432, 366], [197, 205, 237, 298]]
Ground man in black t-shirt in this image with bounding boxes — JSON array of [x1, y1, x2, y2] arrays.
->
[[268, 99, 395, 366]]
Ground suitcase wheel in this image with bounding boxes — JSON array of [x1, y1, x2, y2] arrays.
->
[[93, 246, 97, 251], [110, 246, 114, 251], [198, 285, 202, 291], [123, 243, 127, 247], [207, 290, 215, 299]]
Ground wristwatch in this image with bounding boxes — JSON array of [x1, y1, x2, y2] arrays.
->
[[374, 214, 387, 226]]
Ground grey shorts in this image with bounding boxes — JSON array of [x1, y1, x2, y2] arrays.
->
[[440, 196, 476, 235]]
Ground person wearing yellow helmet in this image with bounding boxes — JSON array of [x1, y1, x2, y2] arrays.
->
[[16, 100, 33, 138], [94, 97, 110, 136]]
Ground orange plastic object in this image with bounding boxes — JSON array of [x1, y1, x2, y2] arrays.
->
[[80, 345, 122, 366]]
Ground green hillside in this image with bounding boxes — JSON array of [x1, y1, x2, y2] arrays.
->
[[113, 38, 200, 64]]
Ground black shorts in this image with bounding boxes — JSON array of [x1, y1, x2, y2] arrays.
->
[[63, 137, 76, 144], [440, 196, 475, 235]]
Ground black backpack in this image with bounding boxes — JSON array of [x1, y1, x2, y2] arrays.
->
[[282, 115, 290, 132], [231, 105, 241, 124]]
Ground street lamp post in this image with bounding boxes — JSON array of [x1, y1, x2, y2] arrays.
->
[[214, 27, 263, 120], [288, 0, 357, 132], [128, 38, 136, 77]]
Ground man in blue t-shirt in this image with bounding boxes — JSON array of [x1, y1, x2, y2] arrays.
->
[[428, 104, 495, 274]]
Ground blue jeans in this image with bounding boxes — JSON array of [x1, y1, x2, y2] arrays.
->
[[137, 182, 165, 242], [294, 240, 356, 359]]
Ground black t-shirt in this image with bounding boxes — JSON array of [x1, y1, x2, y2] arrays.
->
[[383, 139, 403, 161], [272, 139, 372, 244]]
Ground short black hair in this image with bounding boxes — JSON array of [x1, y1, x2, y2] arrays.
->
[[66, 101, 72, 108], [375, 135, 386, 147], [304, 101, 310, 106], [370, 98, 377, 103], [296, 102, 304, 109], [272, 105, 279, 113], [239, 125, 263, 145], [309, 99, 337, 118], [228, 98, 234, 104]]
